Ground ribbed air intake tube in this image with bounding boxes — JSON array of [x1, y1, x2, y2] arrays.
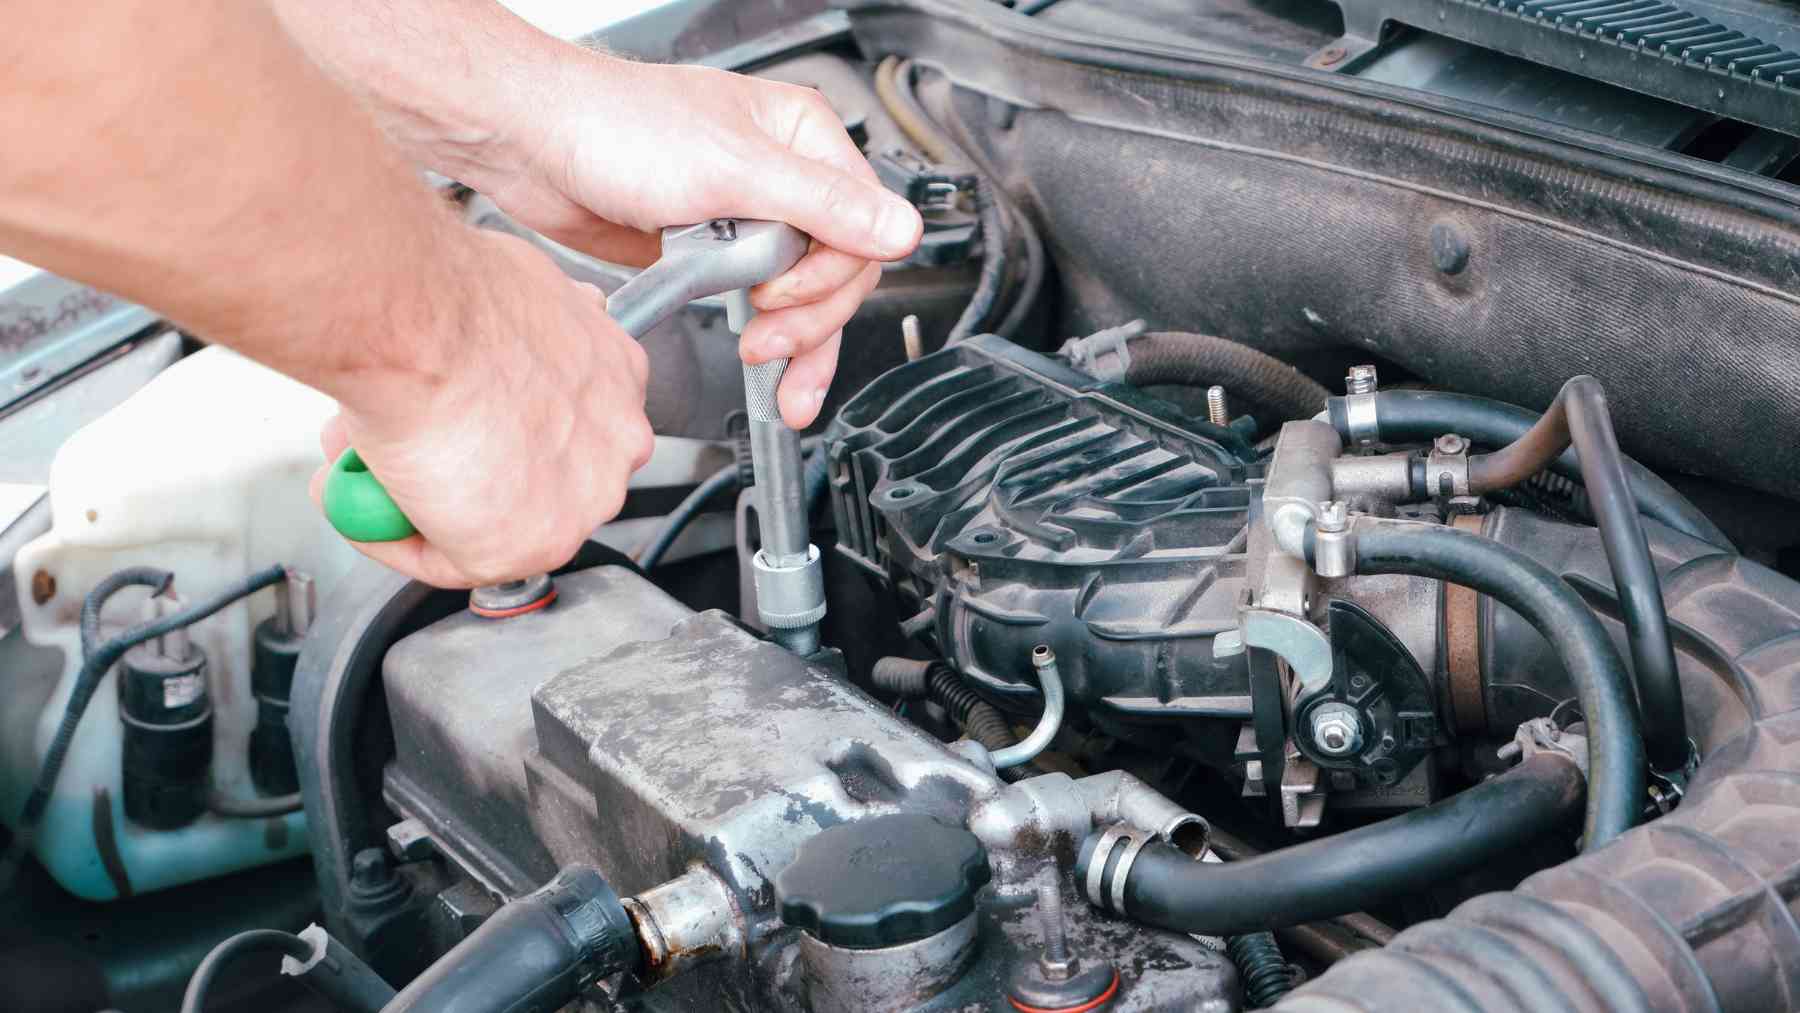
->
[[1077, 752, 1583, 937]]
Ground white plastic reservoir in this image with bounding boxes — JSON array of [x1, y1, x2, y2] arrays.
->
[[4, 347, 358, 900]]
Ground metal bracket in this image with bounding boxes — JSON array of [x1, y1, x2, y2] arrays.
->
[[1231, 608, 1335, 694]]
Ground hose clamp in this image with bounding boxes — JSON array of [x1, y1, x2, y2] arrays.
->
[[1083, 824, 1155, 916], [1497, 717, 1588, 783], [1423, 434, 1472, 499], [1343, 392, 1380, 447]]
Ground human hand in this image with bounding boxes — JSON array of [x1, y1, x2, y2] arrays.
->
[[308, 229, 654, 587], [468, 55, 922, 428]]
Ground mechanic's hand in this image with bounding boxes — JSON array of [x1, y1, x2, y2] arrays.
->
[[472, 57, 922, 429], [307, 229, 653, 587]]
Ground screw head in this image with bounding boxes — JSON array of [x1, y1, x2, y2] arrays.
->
[[1434, 434, 1469, 455]]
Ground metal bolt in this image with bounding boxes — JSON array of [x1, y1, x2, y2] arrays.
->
[[1205, 385, 1230, 427], [1310, 703, 1363, 757], [1034, 868, 1079, 981], [1316, 45, 1348, 67], [901, 315, 924, 362], [1345, 364, 1378, 396], [1434, 433, 1469, 456], [1317, 500, 1349, 532]]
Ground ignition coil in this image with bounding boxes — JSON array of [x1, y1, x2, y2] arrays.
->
[[119, 594, 211, 829]]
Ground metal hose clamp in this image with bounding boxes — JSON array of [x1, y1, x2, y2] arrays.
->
[[1083, 824, 1155, 916]]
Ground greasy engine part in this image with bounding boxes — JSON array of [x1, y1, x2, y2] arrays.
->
[[826, 333, 1455, 813], [373, 565, 1236, 1011]]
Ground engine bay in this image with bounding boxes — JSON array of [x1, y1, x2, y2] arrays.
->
[[6, 1, 1800, 1011]]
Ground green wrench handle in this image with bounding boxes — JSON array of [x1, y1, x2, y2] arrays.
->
[[323, 448, 416, 543], [322, 219, 810, 542]]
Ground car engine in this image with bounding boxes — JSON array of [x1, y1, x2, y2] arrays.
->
[[6, 1, 1800, 1011]]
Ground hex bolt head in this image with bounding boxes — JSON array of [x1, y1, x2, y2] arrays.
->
[[1310, 703, 1364, 757]]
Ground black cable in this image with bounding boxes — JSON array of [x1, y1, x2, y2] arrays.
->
[[946, 178, 1008, 343], [636, 462, 739, 569], [1328, 388, 1731, 551], [1227, 931, 1296, 1008], [1351, 520, 1645, 844], [181, 928, 314, 1013], [1081, 752, 1584, 937], [1, 564, 289, 884], [80, 566, 172, 658], [878, 58, 1041, 344]]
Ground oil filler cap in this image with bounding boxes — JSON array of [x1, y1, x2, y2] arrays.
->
[[776, 813, 991, 949]]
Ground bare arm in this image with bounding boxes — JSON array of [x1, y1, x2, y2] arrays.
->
[[0, 0, 459, 404], [0, 0, 654, 587], [272, 0, 921, 427]]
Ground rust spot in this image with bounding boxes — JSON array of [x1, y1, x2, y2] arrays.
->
[[84, 508, 98, 523], [30, 569, 55, 605], [1316, 46, 1348, 67]]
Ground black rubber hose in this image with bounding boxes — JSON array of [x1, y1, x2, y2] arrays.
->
[[384, 865, 636, 1013], [80, 566, 173, 658], [1125, 332, 1332, 424], [181, 928, 315, 1013], [1453, 377, 1688, 772], [1351, 520, 1645, 844], [1, 564, 289, 884], [1329, 388, 1731, 551], [1227, 931, 1296, 1008], [1084, 752, 1584, 937]]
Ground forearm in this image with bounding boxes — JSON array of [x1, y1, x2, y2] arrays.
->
[[271, 0, 582, 192], [0, 0, 462, 413]]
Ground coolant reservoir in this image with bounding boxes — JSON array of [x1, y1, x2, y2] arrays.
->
[[3, 347, 358, 900]]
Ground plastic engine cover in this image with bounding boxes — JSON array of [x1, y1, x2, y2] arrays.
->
[[825, 334, 1262, 721]]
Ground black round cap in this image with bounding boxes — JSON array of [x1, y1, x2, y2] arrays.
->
[[776, 813, 991, 949]]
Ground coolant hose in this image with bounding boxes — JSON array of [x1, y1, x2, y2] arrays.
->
[[1327, 388, 1730, 550], [1350, 519, 1645, 844], [384, 865, 637, 1013], [1463, 376, 1688, 772], [1078, 752, 1583, 937], [1125, 332, 1332, 424]]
